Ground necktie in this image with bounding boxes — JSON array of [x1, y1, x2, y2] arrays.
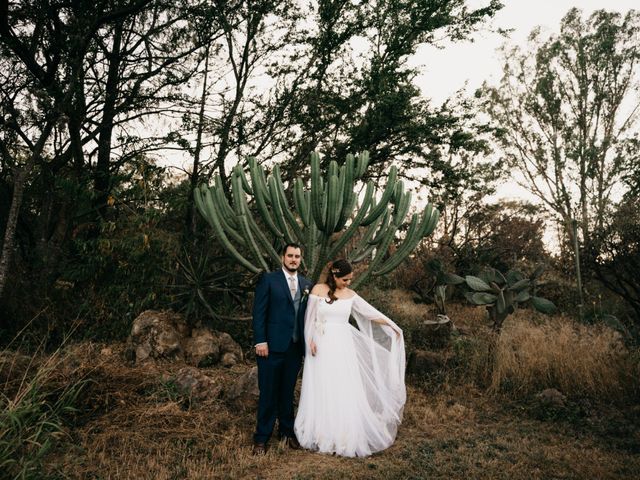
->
[[288, 276, 297, 299]]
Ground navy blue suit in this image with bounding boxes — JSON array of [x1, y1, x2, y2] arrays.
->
[[252, 270, 313, 443]]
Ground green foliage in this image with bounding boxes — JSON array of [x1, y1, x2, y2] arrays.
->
[[464, 266, 557, 330], [0, 351, 87, 479], [195, 151, 439, 286]]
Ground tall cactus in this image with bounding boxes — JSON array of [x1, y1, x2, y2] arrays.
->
[[194, 151, 439, 287]]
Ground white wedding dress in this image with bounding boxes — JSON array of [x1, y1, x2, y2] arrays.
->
[[294, 293, 406, 457]]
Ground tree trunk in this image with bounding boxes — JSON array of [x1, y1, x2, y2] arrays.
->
[[185, 41, 211, 241], [0, 122, 54, 299], [95, 22, 124, 219]]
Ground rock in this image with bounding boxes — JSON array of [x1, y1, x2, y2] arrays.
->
[[407, 349, 447, 375], [174, 366, 223, 401], [127, 310, 188, 362], [184, 328, 221, 367], [225, 366, 259, 409], [411, 315, 452, 349], [184, 329, 243, 368], [100, 347, 113, 357], [535, 388, 566, 408]]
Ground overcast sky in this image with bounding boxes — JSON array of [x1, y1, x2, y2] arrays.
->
[[414, 0, 639, 106], [410, 0, 638, 203]]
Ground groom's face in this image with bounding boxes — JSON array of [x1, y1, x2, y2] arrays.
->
[[282, 246, 302, 273]]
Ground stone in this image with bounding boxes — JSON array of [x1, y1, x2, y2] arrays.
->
[[174, 366, 223, 401], [535, 388, 567, 408], [184, 328, 243, 368], [184, 328, 221, 367], [225, 366, 259, 409], [127, 310, 188, 362]]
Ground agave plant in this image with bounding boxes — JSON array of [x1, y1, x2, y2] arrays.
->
[[464, 265, 556, 331]]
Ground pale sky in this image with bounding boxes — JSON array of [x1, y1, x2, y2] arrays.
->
[[408, 0, 638, 203], [414, 0, 639, 105]]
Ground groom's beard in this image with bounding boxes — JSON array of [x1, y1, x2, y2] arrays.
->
[[284, 264, 299, 273]]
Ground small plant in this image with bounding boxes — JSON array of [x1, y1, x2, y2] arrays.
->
[[464, 265, 556, 331], [1, 347, 87, 479], [412, 258, 464, 317]]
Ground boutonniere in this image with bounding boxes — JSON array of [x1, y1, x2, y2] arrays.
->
[[301, 287, 310, 301]]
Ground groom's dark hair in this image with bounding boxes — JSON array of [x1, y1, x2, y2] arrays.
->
[[282, 242, 302, 255]]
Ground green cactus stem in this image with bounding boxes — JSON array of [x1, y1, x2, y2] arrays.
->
[[195, 150, 440, 284]]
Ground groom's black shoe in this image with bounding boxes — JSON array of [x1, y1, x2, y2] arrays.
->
[[252, 442, 267, 455], [282, 435, 301, 450]]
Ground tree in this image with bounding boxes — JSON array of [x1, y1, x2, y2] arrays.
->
[[480, 8, 640, 256], [589, 197, 640, 324]]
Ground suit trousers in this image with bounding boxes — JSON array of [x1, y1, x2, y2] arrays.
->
[[254, 339, 303, 443]]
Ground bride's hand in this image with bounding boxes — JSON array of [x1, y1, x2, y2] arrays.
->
[[310, 339, 317, 356]]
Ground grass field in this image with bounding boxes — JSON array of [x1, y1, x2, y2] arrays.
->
[[2, 302, 639, 479]]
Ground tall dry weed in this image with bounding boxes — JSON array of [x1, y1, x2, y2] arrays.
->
[[490, 317, 636, 398]]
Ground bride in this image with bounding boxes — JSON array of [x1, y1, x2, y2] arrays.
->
[[294, 259, 406, 457]]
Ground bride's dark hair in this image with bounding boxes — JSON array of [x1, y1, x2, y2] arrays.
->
[[325, 259, 353, 304]]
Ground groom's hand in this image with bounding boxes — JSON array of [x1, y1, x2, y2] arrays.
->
[[256, 343, 269, 357]]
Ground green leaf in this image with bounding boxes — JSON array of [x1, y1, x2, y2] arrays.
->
[[443, 273, 465, 285], [514, 290, 530, 303], [497, 291, 506, 314], [470, 292, 498, 305], [465, 275, 492, 292], [505, 269, 525, 286], [509, 279, 530, 291], [530, 296, 556, 314], [531, 265, 545, 281]]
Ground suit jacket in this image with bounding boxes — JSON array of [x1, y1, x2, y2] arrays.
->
[[252, 270, 313, 353]]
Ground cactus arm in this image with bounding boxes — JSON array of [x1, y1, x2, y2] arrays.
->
[[310, 234, 331, 281], [361, 166, 397, 226], [247, 211, 282, 267], [336, 156, 356, 230], [352, 225, 396, 289], [203, 186, 246, 246], [373, 213, 421, 276], [348, 243, 376, 264], [211, 180, 238, 228], [194, 184, 260, 273], [327, 181, 375, 259], [392, 187, 411, 225], [231, 172, 269, 271], [310, 152, 325, 231], [368, 209, 392, 245], [354, 151, 369, 179], [248, 158, 282, 237], [293, 178, 310, 227], [422, 206, 440, 236], [272, 165, 305, 242], [267, 176, 294, 244], [240, 167, 253, 195], [324, 173, 340, 233]]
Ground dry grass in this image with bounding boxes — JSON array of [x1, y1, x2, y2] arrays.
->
[[2, 302, 639, 479], [491, 316, 635, 398]]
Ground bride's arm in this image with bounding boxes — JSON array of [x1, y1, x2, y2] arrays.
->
[[303, 294, 320, 355], [351, 294, 402, 336]]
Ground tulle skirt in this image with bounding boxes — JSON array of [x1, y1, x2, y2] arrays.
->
[[294, 322, 404, 457]]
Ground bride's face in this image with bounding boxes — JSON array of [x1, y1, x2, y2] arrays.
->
[[335, 273, 353, 289]]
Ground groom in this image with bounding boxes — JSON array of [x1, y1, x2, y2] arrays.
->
[[252, 243, 313, 454]]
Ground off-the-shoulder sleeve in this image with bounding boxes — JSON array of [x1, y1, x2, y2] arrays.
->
[[303, 294, 320, 353]]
